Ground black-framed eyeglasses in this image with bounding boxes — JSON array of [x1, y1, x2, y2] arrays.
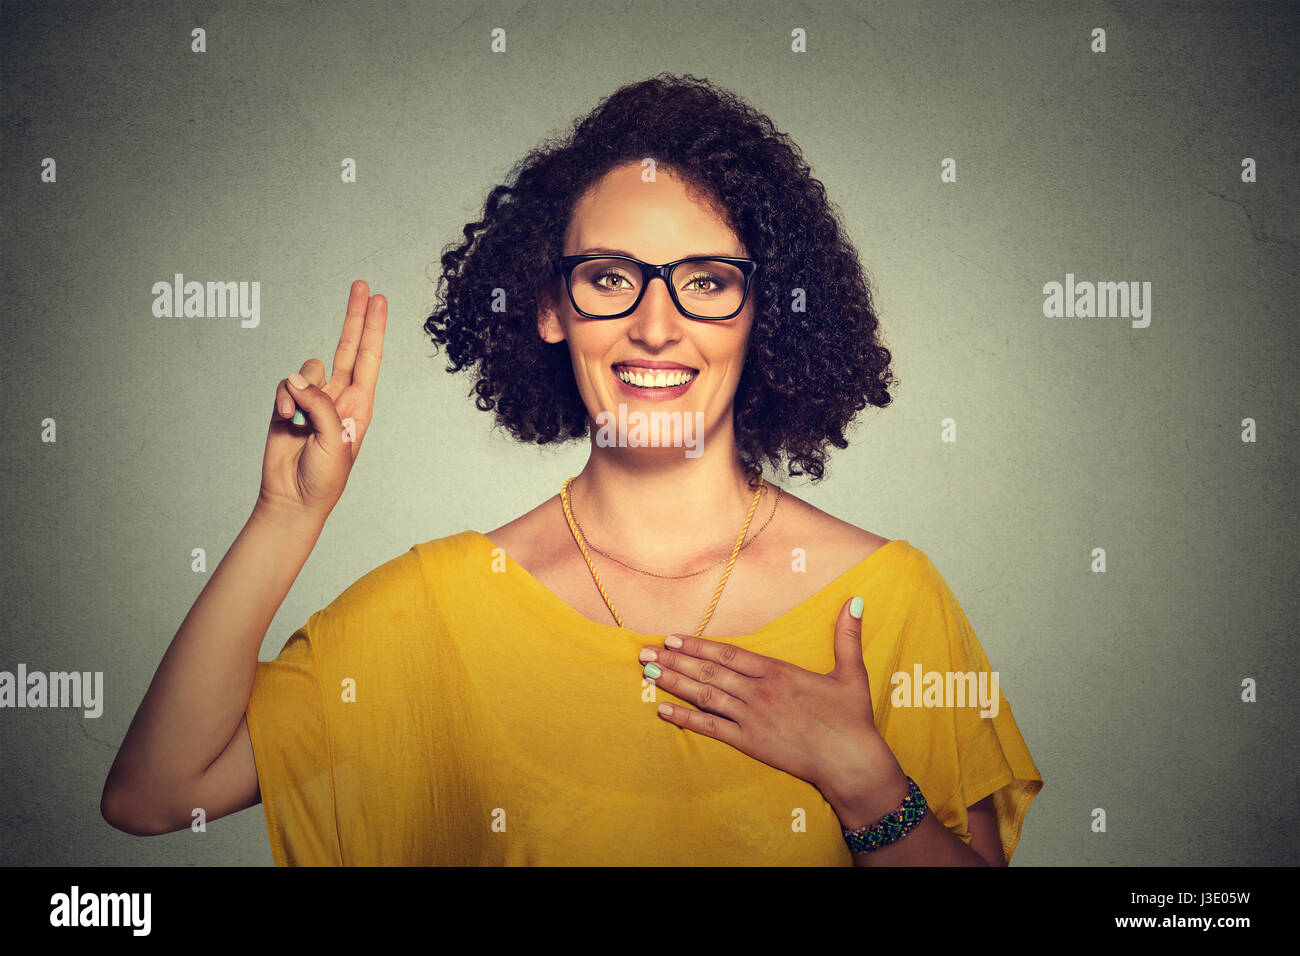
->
[[554, 254, 759, 321]]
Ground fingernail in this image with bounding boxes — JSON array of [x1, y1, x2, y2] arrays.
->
[[664, 635, 683, 648], [638, 648, 657, 662], [289, 373, 308, 389], [292, 409, 306, 426], [643, 663, 661, 679], [658, 703, 673, 717], [279, 398, 292, 417], [849, 596, 864, 619]]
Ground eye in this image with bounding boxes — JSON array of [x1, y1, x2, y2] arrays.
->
[[681, 270, 728, 293], [590, 268, 637, 291], [595, 272, 628, 289]]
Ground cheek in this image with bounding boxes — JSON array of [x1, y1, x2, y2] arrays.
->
[[702, 329, 752, 373], [566, 331, 619, 379]]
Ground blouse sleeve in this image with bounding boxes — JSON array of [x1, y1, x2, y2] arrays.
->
[[879, 549, 1044, 864], [245, 610, 342, 866]]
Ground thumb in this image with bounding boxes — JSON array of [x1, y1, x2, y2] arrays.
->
[[286, 375, 346, 453], [829, 596, 868, 683]]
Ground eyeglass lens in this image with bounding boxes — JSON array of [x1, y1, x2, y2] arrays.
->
[[569, 258, 746, 318]]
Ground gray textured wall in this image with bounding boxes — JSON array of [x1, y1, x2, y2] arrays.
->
[[1, 0, 1295, 866]]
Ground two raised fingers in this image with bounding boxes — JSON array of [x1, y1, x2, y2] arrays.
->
[[328, 280, 387, 396], [271, 279, 386, 419]]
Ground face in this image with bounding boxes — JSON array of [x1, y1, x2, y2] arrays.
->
[[538, 162, 755, 452]]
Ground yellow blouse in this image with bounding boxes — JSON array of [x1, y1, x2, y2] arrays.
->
[[245, 530, 1043, 865]]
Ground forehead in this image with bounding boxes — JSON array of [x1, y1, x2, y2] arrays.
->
[[564, 162, 745, 259]]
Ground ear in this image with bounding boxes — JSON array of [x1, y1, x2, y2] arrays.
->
[[537, 294, 566, 344]]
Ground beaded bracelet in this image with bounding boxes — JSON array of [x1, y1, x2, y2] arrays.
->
[[840, 776, 928, 853]]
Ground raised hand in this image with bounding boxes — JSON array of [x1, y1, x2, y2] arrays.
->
[[257, 280, 388, 521]]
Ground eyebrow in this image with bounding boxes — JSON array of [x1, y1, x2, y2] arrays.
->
[[577, 246, 742, 260]]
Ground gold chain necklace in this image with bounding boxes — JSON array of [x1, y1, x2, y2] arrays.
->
[[571, 483, 781, 579], [560, 475, 766, 635]]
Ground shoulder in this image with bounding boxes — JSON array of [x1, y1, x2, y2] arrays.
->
[[478, 494, 569, 575], [775, 489, 954, 586], [767, 487, 895, 568], [885, 543, 988, 662], [413, 528, 494, 570], [274, 544, 432, 665], [323, 544, 429, 616]]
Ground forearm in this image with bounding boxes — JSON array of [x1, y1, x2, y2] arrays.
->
[[104, 500, 326, 816], [823, 746, 989, 867]]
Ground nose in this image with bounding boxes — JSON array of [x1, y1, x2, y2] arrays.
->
[[626, 275, 684, 345]]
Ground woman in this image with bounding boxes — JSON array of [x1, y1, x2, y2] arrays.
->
[[102, 74, 1042, 865]]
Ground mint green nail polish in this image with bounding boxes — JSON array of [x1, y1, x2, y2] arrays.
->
[[292, 409, 305, 426], [849, 596, 864, 619], [643, 663, 661, 679]]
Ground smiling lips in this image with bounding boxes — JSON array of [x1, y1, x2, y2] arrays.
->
[[612, 362, 698, 389]]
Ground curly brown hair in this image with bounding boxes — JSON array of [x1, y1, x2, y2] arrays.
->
[[423, 72, 896, 483]]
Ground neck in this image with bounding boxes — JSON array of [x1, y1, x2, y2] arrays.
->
[[568, 428, 764, 571]]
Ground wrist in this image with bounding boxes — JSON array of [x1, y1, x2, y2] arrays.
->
[[820, 742, 910, 830], [251, 494, 329, 538]]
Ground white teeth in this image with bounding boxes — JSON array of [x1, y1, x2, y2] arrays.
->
[[615, 367, 696, 388]]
